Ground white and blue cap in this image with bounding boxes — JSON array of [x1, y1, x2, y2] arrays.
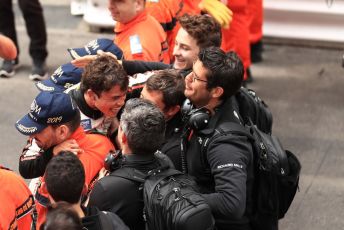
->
[[15, 92, 78, 135], [35, 62, 83, 92], [68, 38, 124, 60]]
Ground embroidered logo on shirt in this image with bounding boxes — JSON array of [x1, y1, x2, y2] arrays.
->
[[198, 137, 203, 145], [217, 163, 243, 169], [80, 119, 92, 131], [129, 35, 143, 55]]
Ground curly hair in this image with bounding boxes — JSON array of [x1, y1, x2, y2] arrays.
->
[[178, 14, 222, 49]]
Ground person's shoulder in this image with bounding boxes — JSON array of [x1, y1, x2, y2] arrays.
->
[[96, 171, 138, 192], [143, 14, 166, 32], [83, 206, 129, 230], [0, 168, 33, 208], [86, 132, 113, 146], [98, 210, 130, 230], [0, 168, 27, 187]]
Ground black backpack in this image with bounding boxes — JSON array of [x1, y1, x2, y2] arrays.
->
[[110, 166, 215, 230], [201, 88, 301, 230]]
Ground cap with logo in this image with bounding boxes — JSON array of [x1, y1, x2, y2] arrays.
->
[[15, 92, 79, 135], [68, 38, 124, 60], [35, 62, 83, 92]]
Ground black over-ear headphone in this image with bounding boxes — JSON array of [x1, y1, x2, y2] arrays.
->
[[181, 99, 211, 131], [104, 150, 123, 172]]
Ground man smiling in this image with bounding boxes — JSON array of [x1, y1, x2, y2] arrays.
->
[[182, 47, 254, 230], [68, 55, 128, 135]]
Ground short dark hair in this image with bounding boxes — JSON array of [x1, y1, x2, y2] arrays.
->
[[120, 98, 165, 154], [179, 14, 222, 49], [199, 47, 244, 99], [42, 201, 82, 230], [80, 55, 129, 96], [145, 69, 185, 111], [45, 151, 85, 204]]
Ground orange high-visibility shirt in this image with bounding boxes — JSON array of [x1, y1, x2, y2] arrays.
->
[[146, 0, 183, 61], [115, 10, 170, 64], [0, 167, 35, 230], [179, 0, 202, 16], [35, 127, 115, 229]]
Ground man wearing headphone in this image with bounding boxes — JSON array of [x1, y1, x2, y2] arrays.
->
[[182, 46, 254, 230]]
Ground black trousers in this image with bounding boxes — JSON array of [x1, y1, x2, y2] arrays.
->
[[0, 0, 48, 62]]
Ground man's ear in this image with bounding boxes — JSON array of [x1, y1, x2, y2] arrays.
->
[[47, 193, 55, 204], [165, 105, 180, 120], [82, 183, 88, 196], [57, 125, 70, 140], [86, 89, 98, 104], [134, 0, 145, 11], [210, 86, 224, 99], [120, 131, 127, 145], [117, 125, 127, 145]]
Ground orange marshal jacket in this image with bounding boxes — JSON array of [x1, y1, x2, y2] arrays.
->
[[23, 127, 115, 229], [0, 167, 35, 230], [114, 10, 170, 64], [146, 0, 183, 61]]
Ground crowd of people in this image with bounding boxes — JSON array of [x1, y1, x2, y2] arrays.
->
[[0, 0, 270, 229]]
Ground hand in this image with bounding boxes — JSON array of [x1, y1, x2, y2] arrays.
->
[[53, 139, 83, 156], [71, 50, 122, 68], [96, 50, 122, 65], [98, 167, 110, 180], [71, 54, 97, 68], [0, 34, 17, 60], [199, 0, 233, 29]]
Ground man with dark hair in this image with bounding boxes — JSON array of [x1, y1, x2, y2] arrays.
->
[[44, 151, 128, 230], [88, 98, 168, 230], [181, 46, 254, 230], [42, 202, 82, 230], [69, 55, 128, 135], [173, 13, 222, 70], [141, 69, 185, 121], [15, 91, 115, 228], [140, 69, 185, 169]]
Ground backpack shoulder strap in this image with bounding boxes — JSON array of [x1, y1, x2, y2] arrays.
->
[[203, 122, 253, 150], [109, 166, 182, 184]]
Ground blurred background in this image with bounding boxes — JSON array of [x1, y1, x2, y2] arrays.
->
[[0, 1, 343, 229]]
